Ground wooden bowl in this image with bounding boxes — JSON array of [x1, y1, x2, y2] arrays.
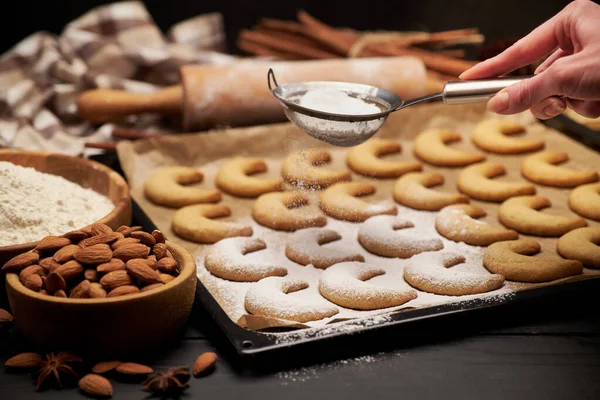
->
[[0, 149, 132, 266], [5, 241, 197, 357]]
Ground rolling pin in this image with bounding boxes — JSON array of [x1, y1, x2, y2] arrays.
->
[[77, 57, 429, 131]]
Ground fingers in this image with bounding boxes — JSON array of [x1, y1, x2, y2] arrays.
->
[[487, 72, 558, 114], [530, 96, 567, 119], [566, 99, 600, 119], [535, 48, 570, 74]]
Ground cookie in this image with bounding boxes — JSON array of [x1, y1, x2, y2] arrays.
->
[[404, 252, 505, 296], [413, 129, 486, 167], [568, 182, 600, 221], [345, 138, 423, 178], [281, 148, 352, 189], [358, 215, 443, 258], [435, 204, 518, 246], [498, 195, 587, 237], [521, 151, 599, 188], [204, 237, 288, 281], [457, 162, 536, 202], [143, 166, 221, 208], [252, 191, 327, 231], [483, 239, 584, 283], [285, 228, 365, 269], [171, 204, 252, 244], [244, 277, 339, 323], [393, 171, 469, 211], [471, 119, 544, 154], [318, 181, 397, 222], [319, 262, 417, 310], [557, 227, 600, 268], [215, 157, 283, 198]]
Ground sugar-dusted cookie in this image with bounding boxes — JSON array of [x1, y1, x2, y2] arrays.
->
[[252, 191, 326, 231], [281, 148, 352, 189], [358, 215, 443, 258], [483, 239, 584, 282], [171, 204, 252, 244], [568, 182, 600, 221], [319, 262, 417, 310], [404, 252, 505, 296], [144, 166, 221, 208], [318, 181, 397, 222], [285, 228, 364, 269], [204, 237, 288, 282], [471, 119, 544, 154], [498, 195, 587, 237], [413, 129, 486, 167], [435, 204, 518, 246], [393, 171, 469, 211], [521, 151, 599, 188], [215, 157, 283, 198], [457, 162, 536, 202], [557, 227, 600, 268], [345, 138, 423, 178], [244, 277, 339, 323]]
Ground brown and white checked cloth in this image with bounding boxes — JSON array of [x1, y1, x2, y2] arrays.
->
[[0, 1, 237, 157]]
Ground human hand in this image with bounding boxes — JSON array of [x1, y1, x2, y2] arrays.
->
[[460, 0, 600, 120]]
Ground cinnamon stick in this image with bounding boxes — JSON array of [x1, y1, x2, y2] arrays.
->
[[85, 141, 117, 151], [296, 10, 358, 55], [239, 30, 341, 60], [257, 18, 306, 34], [237, 38, 303, 60]]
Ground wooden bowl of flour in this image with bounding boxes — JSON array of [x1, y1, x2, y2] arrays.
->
[[0, 149, 131, 266]]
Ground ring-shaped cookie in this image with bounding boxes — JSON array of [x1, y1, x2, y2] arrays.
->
[[498, 195, 587, 237], [471, 119, 544, 154], [318, 181, 397, 222], [404, 252, 505, 296], [143, 166, 221, 208], [345, 138, 423, 178], [244, 277, 339, 323], [521, 151, 599, 188], [457, 162, 536, 202], [215, 157, 283, 198], [252, 191, 327, 231], [393, 171, 469, 211], [483, 239, 584, 283], [413, 129, 486, 167], [285, 228, 364, 269], [171, 204, 252, 244], [319, 262, 417, 310], [568, 182, 600, 221], [204, 237, 288, 281], [281, 148, 352, 189], [557, 227, 600, 268]]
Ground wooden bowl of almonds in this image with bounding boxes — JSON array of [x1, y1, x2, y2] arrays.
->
[[3, 223, 197, 357]]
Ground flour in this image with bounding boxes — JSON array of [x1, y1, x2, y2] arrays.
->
[[299, 89, 381, 116], [0, 161, 115, 246]]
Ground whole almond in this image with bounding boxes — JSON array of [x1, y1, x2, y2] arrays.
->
[[45, 272, 67, 293], [153, 243, 167, 260], [140, 283, 164, 293], [22, 274, 43, 292], [5, 352, 43, 368], [112, 243, 149, 262], [55, 260, 84, 281], [157, 257, 178, 274], [74, 244, 113, 265], [97, 258, 126, 274], [89, 283, 107, 299], [79, 233, 121, 248], [152, 230, 166, 244], [79, 373, 113, 397], [145, 256, 158, 270], [53, 244, 81, 263], [116, 362, 153, 375], [92, 361, 122, 374], [2, 251, 39, 273], [117, 226, 142, 237], [111, 237, 140, 250], [126, 259, 161, 285], [19, 265, 44, 280], [70, 280, 91, 298], [100, 270, 133, 291], [159, 274, 175, 285], [35, 236, 72, 253], [84, 269, 100, 282], [40, 289, 48, 295], [130, 231, 156, 246], [90, 223, 114, 236], [0, 308, 13, 322], [39, 257, 61, 273], [193, 352, 217, 376], [107, 285, 140, 298], [54, 289, 67, 298], [62, 230, 89, 241], [81, 226, 94, 237]]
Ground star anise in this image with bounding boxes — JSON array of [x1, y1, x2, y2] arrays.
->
[[142, 366, 191, 395], [35, 352, 83, 391]]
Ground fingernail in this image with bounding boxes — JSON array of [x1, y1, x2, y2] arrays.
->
[[542, 101, 565, 118], [487, 91, 509, 113], [458, 71, 466, 79]]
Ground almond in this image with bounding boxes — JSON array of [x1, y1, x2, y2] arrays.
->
[[2, 251, 39, 273], [74, 244, 113, 265], [39, 257, 61, 273], [55, 260, 84, 280], [126, 259, 161, 285], [70, 280, 91, 298], [152, 230, 166, 244], [79, 373, 113, 397], [53, 244, 81, 263], [90, 223, 114, 236], [0, 308, 13, 322], [89, 283, 107, 299], [193, 352, 217, 376], [130, 231, 156, 247], [111, 237, 140, 250], [79, 233, 121, 248], [40, 289, 48, 295], [19, 265, 44, 280], [81, 226, 94, 237], [115, 362, 153, 375], [159, 274, 175, 284], [45, 272, 67, 293], [92, 361, 122, 374], [35, 236, 72, 253], [112, 243, 149, 262], [146, 255, 158, 270], [62, 230, 89, 241], [97, 258, 126, 274], [21, 274, 43, 292], [5, 352, 43, 368], [153, 243, 167, 260], [107, 285, 140, 298], [54, 289, 67, 298], [117, 226, 142, 237], [84, 269, 100, 282], [100, 270, 133, 291], [157, 257, 178, 274], [140, 283, 164, 293]]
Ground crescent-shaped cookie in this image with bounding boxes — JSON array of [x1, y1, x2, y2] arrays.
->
[[319, 262, 417, 310], [358, 215, 444, 258], [435, 204, 518, 246], [215, 157, 283, 198], [471, 119, 544, 154], [345, 138, 423, 178], [498, 195, 587, 237], [413, 129, 486, 167], [568, 182, 600, 221], [457, 162, 536, 202], [521, 151, 599, 188], [557, 227, 600, 268], [244, 277, 339, 323], [404, 252, 505, 296], [171, 204, 252, 244], [285, 228, 365, 269], [252, 191, 327, 231], [393, 172, 469, 211], [483, 239, 584, 283], [204, 237, 288, 281], [143, 166, 221, 208], [281, 148, 352, 189], [318, 181, 397, 222]]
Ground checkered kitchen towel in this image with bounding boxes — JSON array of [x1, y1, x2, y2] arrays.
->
[[0, 1, 237, 156]]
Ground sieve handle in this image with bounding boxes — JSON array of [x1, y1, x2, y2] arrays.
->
[[442, 76, 531, 105]]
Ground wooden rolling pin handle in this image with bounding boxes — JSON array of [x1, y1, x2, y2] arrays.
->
[[77, 85, 183, 123]]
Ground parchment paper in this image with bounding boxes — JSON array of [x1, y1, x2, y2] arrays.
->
[[116, 103, 600, 332]]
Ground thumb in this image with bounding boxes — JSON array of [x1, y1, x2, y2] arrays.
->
[[487, 72, 557, 115]]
